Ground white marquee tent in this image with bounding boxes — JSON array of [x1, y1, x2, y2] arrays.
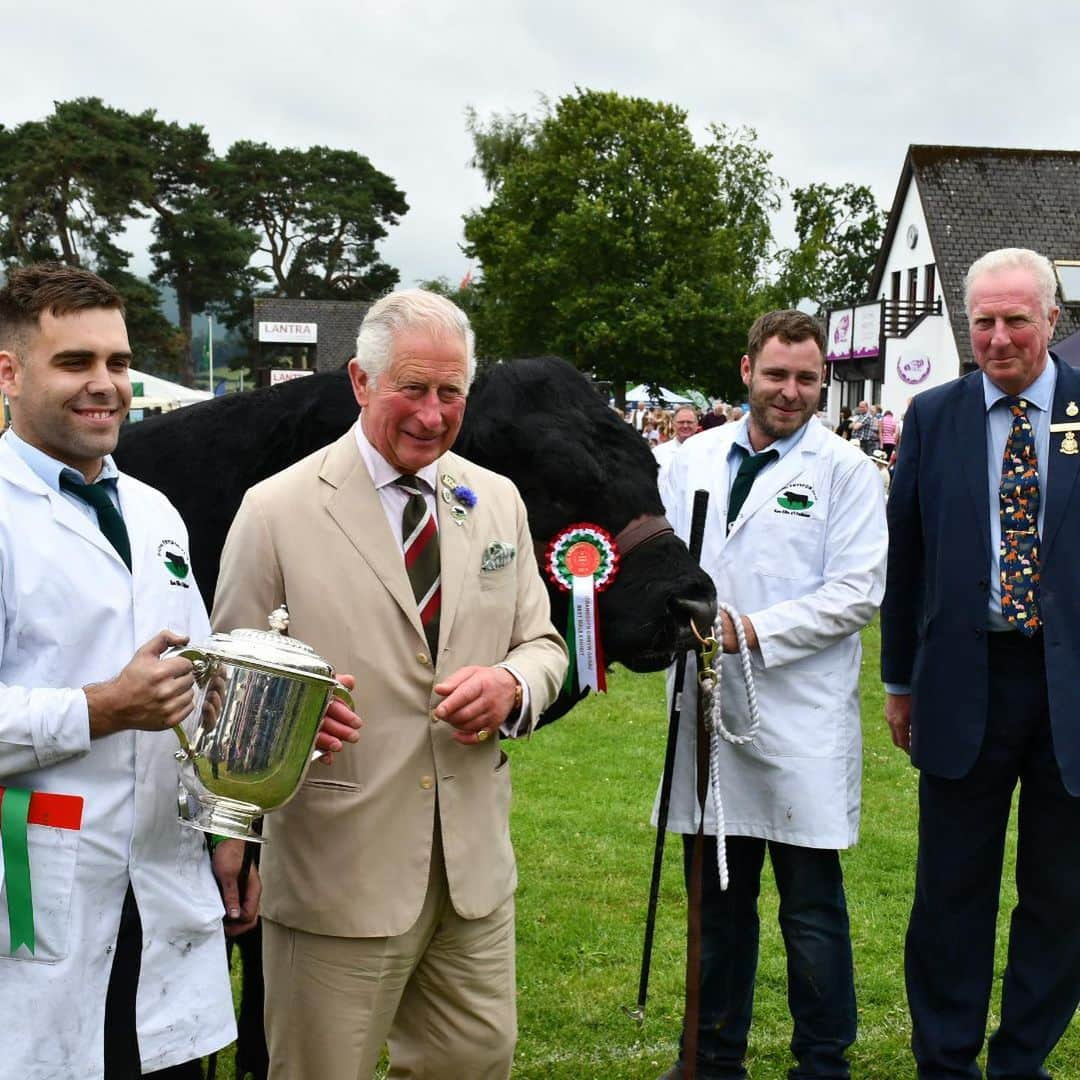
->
[[129, 368, 213, 412], [624, 384, 694, 406]]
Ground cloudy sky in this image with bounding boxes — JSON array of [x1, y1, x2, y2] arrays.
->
[[5, 0, 1077, 290]]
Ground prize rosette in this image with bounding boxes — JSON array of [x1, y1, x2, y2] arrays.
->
[[544, 524, 620, 694]]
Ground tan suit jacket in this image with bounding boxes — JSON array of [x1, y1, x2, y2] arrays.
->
[[212, 426, 567, 937]]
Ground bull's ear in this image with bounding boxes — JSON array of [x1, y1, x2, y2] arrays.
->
[[527, 428, 605, 493]]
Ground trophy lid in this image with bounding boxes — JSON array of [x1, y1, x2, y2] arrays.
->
[[195, 606, 337, 682]]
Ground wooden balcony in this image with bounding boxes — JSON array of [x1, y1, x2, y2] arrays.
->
[[884, 298, 942, 337]]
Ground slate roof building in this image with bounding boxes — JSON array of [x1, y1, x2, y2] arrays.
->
[[826, 145, 1080, 417], [253, 297, 373, 382]]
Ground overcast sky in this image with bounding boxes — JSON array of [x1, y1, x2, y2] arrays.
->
[[6, 0, 1078, 292]]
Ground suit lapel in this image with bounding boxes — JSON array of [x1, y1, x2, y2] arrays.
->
[[321, 431, 427, 643], [1041, 356, 1080, 561], [434, 455, 478, 652], [958, 375, 991, 565]]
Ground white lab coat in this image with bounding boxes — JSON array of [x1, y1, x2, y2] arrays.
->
[[656, 418, 887, 849], [0, 438, 235, 1078], [652, 437, 685, 490]]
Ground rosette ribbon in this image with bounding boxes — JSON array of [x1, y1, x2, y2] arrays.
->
[[0, 787, 84, 957], [0, 787, 34, 955], [544, 524, 620, 694]]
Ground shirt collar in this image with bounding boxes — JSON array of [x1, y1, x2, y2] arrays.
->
[[729, 414, 812, 462], [2, 428, 119, 492], [353, 419, 440, 492], [982, 354, 1056, 414]]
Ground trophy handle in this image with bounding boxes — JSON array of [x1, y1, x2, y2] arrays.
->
[[162, 645, 211, 681], [331, 682, 355, 712], [162, 646, 211, 757], [309, 681, 356, 763]]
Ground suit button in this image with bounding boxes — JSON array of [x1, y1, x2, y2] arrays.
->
[[419, 776, 434, 790], [978, 580, 989, 591], [430, 710, 440, 725], [416, 652, 429, 665], [975, 628, 984, 638]]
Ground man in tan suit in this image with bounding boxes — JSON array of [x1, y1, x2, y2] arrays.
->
[[212, 289, 567, 1080]]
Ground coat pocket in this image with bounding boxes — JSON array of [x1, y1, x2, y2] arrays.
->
[[741, 666, 841, 759], [0, 790, 83, 964], [753, 515, 826, 581]]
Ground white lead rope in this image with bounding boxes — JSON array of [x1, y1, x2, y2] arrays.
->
[[696, 602, 760, 890]]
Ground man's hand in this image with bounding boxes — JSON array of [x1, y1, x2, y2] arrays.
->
[[885, 693, 912, 753], [211, 839, 261, 937], [718, 610, 759, 654], [84, 630, 196, 739], [314, 674, 361, 766], [433, 666, 519, 745]]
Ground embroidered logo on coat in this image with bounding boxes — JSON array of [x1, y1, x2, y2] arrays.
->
[[774, 482, 817, 517], [158, 540, 191, 588]]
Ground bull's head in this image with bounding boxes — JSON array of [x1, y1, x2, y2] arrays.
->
[[457, 358, 716, 680]]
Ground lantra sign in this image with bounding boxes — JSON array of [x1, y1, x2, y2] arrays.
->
[[258, 321, 318, 344]]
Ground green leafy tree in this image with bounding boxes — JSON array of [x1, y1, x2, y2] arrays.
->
[[416, 273, 484, 324], [141, 117, 263, 383], [777, 182, 885, 312], [464, 105, 540, 191], [462, 91, 783, 403], [217, 141, 408, 300], [0, 99, 148, 267], [0, 99, 216, 377]]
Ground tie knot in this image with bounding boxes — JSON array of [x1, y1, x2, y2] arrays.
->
[[1003, 396, 1031, 414], [394, 475, 425, 497], [59, 473, 115, 511], [736, 447, 778, 478]]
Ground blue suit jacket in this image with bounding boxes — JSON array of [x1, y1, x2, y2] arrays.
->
[[881, 355, 1080, 794]]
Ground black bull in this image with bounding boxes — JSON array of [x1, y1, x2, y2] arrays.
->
[[116, 355, 717, 723], [114, 356, 716, 1078]]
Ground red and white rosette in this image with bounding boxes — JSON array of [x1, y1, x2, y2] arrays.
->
[[544, 524, 620, 694]]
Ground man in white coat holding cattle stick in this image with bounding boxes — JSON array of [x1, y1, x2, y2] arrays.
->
[[656, 310, 887, 1080]]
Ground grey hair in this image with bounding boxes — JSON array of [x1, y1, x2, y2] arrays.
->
[[354, 289, 476, 387], [964, 248, 1059, 317]]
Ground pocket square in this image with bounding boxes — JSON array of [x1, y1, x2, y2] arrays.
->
[[481, 540, 516, 572]]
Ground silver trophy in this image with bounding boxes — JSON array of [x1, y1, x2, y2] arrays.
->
[[168, 607, 355, 842]]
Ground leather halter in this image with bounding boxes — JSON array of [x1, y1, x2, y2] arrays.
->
[[533, 513, 674, 566]]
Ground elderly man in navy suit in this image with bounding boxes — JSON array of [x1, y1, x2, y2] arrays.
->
[[882, 248, 1080, 1079]]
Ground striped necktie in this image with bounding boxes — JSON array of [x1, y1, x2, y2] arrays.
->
[[999, 396, 1041, 636], [394, 475, 441, 656], [58, 474, 132, 571]]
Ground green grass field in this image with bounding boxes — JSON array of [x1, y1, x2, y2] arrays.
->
[[215, 622, 1079, 1079]]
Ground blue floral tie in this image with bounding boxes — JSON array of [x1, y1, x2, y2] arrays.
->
[[998, 397, 1041, 636]]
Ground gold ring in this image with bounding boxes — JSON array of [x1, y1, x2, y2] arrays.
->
[[476, 728, 490, 742]]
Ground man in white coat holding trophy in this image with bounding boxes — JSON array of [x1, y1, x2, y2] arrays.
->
[[0, 264, 358, 1079]]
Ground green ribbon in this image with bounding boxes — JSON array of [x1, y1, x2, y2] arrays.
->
[[1, 787, 34, 956]]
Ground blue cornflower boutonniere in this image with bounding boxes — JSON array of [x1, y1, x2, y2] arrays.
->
[[440, 475, 477, 525]]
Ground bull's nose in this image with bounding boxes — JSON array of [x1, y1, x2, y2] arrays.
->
[[669, 595, 718, 638]]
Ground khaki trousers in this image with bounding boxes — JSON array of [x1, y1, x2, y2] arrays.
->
[[262, 828, 516, 1080]]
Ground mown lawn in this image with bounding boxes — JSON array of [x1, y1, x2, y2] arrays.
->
[[214, 621, 1079, 1078]]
